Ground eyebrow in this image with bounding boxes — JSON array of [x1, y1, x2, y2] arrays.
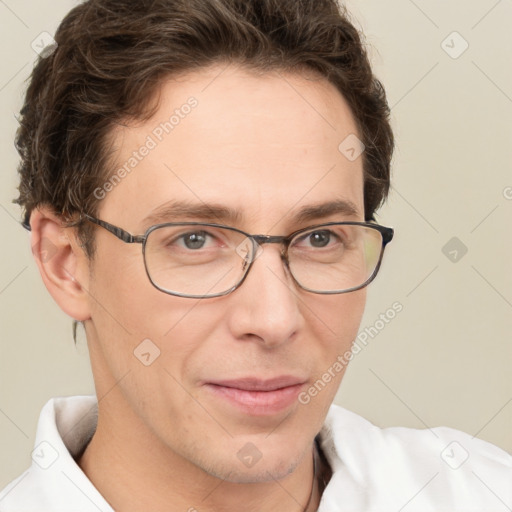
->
[[140, 198, 361, 230], [141, 200, 241, 229], [294, 199, 361, 223]]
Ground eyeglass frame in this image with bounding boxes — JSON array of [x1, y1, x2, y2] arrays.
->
[[80, 213, 394, 298]]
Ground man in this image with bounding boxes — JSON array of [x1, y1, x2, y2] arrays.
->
[[1, 0, 510, 511]]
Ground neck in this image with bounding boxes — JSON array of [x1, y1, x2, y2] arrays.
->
[[77, 392, 323, 512]]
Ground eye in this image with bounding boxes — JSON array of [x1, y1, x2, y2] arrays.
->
[[295, 229, 339, 249], [177, 230, 215, 250], [307, 230, 332, 248], [181, 231, 209, 250], [152, 226, 233, 256]]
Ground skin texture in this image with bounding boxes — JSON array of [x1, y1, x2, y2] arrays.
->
[[30, 64, 367, 512]]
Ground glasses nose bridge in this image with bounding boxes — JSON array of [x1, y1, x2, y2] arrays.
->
[[251, 234, 286, 246], [248, 234, 288, 263]]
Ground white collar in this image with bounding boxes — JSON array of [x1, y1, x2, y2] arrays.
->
[[1, 395, 511, 512]]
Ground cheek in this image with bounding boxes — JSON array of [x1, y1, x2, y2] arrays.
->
[[89, 242, 178, 337], [302, 289, 366, 387], [298, 290, 366, 410], [88, 246, 225, 377], [86, 252, 223, 430], [306, 288, 366, 346]]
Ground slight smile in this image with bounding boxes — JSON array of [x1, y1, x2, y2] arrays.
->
[[203, 377, 307, 416]]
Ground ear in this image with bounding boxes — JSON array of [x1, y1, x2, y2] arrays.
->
[[29, 206, 91, 322]]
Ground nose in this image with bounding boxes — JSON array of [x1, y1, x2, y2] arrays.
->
[[226, 243, 302, 347]]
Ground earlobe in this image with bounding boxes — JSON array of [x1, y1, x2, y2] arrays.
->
[[30, 207, 91, 322]]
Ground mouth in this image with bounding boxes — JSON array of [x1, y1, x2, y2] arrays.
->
[[203, 377, 306, 416]]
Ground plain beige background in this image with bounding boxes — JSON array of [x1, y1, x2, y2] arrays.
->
[[1, 0, 511, 488]]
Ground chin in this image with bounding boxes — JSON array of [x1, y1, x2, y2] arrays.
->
[[195, 441, 306, 484], [211, 459, 300, 484]]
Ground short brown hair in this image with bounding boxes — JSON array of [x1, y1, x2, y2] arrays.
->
[[15, 0, 394, 257]]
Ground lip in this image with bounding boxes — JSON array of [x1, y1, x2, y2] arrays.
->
[[203, 376, 306, 416]]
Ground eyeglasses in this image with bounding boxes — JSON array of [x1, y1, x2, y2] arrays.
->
[[82, 214, 394, 298]]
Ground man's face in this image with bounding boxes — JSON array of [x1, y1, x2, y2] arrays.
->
[[85, 64, 366, 482]]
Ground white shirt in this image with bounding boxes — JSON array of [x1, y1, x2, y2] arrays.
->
[[1, 395, 511, 511]]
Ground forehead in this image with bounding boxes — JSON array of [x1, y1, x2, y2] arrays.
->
[[101, 64, 364, 231]]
